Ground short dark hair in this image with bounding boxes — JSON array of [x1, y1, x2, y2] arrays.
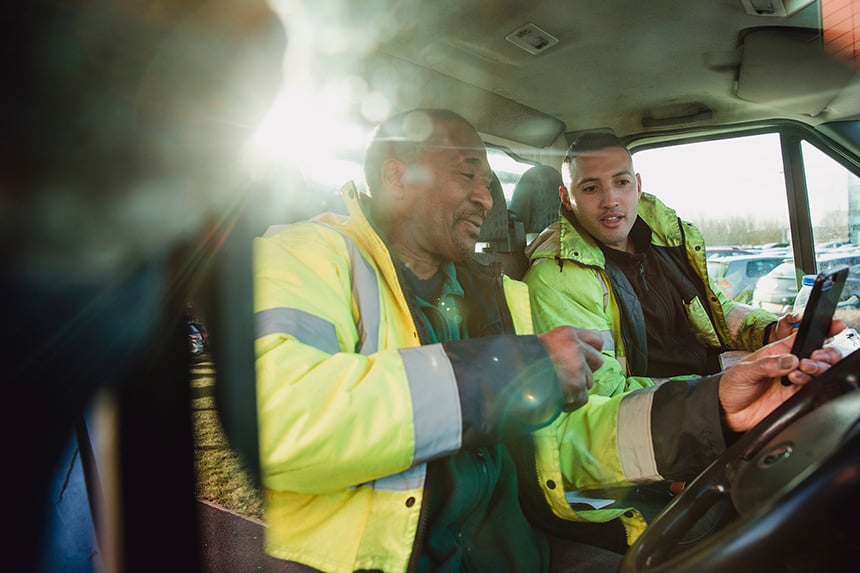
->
[[561, 132, 631, 187], [363, 108, 471, 194]]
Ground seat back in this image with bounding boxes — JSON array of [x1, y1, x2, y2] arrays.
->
[[476, 173, 528, 279], [508, 164, 563, 242]]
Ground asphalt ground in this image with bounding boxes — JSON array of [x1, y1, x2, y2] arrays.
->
[[199, 500, 269, 571], [198, 499, 304, 572]]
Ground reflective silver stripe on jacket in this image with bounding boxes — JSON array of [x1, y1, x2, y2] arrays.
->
[[597, 271, 611, 311], [723, 303, 755, 344], [616, 387, 664, 482], [367, 464, 427, 492], [597, 329, 615, 353], [399, 343, 462, 464], [257, 222, 383, 355], [314, 221, 381, 355], [307, 221, 464, 465], [256, 307, 340, 354]]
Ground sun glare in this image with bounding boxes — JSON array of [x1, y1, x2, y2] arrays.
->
[[245, 0, 380, 193]]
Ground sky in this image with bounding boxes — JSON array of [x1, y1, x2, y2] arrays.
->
[[632, 134, 854, 227]]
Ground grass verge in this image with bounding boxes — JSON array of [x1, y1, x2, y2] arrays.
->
[[190, 357, 263, 520]]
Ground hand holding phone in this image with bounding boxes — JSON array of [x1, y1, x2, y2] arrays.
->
[[781, 265, 849, 385]]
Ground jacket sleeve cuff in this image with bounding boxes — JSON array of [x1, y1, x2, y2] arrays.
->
[[617, 374, 726, 482], [444, 334, 562, 449]]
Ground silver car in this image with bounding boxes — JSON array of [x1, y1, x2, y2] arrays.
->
[[753, 252, 860, 313], [708, 253, 786, 304]]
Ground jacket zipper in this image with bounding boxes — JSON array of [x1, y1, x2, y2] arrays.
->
[[633, 257, 650, 293], [397, 259, 434, 573], [405, 261, 509, 572], [406, 464, 433, 573]]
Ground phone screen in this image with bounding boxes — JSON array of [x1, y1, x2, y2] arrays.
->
[[791, 265, 848, 358], [783, 265, 849, 386]]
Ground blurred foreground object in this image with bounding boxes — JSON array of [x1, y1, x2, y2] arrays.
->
[[0, 1, 285, 570]]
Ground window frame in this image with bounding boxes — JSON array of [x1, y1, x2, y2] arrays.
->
[[627, 120, 860, 287]]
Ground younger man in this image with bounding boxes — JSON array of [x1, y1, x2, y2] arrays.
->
[[524, 132, 798, 397]]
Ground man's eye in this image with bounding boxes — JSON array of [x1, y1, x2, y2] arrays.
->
[[581, 185, 598, 193], [617, 178, 631, 186], [460, 172, 475, 180]]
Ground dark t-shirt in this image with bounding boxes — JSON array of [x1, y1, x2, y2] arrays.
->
[[602, 220, 721, 377]]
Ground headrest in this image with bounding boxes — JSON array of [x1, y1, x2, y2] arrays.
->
[[509, 165, 563, 234], [477, 172, 510, 243]]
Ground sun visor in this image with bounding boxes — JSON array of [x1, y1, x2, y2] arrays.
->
[[736, 28, 857, 116], [364, 53, 566, 148]]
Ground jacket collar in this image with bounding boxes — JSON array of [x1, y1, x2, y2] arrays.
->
[[525, 192, 684, 268], [340, 180, 500, 279]]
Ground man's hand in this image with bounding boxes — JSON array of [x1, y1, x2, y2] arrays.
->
[[719, 335, 843, 432], [767, 313, 846, 344], [538, 326, 604, 412]]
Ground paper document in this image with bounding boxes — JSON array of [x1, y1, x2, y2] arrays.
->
[[565, 491, 615, 510]]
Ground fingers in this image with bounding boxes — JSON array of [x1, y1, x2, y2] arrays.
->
[[775, 314, 846, 343], [784, 357, 831, 385], [808, 346, 843, 365], [538, 326, 602, 412], [579, 341, 604, 373], [776, 346, 839, 385], [783, 311, 803, 324], [562, 376, 591, 412], [829, 319, 847, 337], [571, 327, 604, 352], [758, 353, 799, 379], [772, 312, 802, 341], [720, 353, 800, 432], [721, 343, 842, 432], [566, 327, 604, 372]]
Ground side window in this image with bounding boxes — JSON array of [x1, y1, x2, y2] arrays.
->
[[633, 134, 790, 251], [795, 142, 860, 329], [633, 134, 790, 308], [633, 133, 860, 329], [485, 145, 536, 203], [802, 141, 860, 247]]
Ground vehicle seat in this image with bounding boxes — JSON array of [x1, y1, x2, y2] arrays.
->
[[476, 172, 528, 280], [508, 164, 563, 244]]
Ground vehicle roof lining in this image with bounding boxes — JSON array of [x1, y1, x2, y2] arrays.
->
[[345, 0, 858, 145], [364, 53, 566, 148]]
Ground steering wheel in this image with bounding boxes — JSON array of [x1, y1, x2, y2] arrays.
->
[[619, 349, 860, 573]]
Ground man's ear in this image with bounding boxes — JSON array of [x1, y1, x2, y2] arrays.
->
[[559, 185, 573, 210], [381, 158, 406, 198], [636, 173, 643, 196]]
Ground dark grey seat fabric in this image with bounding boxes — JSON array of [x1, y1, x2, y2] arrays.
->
[[509, 164, 564, 236], [476, 173, 528, 280], [477, 172, 512, 244]]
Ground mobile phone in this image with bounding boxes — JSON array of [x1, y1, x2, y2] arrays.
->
[[781, 265, 849, 385]]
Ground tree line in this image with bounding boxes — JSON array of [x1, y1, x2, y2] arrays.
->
[[693, 210, 848, 248]]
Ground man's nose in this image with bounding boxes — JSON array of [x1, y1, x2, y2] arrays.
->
[[473, 179, 493, 211], [602, 185, 621, 207]]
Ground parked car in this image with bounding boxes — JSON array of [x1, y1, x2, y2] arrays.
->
[[705, 246, 758, 259], [753, 252, 860, 314], [708, 253, 786, 303], [188, 321, 209, 356]]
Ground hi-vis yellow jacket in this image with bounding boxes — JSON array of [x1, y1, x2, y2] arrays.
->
[[524, 192, 778, 397], [254, 184, 730, 573]]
